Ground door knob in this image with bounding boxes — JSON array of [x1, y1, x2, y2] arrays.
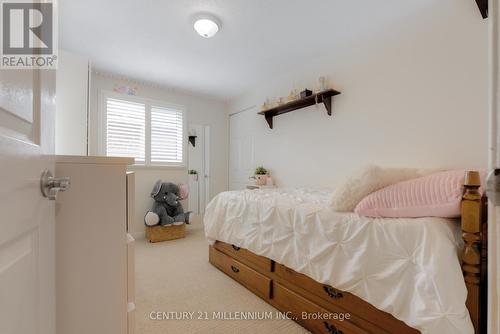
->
[[40, 169, 70, 200]]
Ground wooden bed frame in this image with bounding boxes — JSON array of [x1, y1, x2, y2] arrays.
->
[[209, 171, 488, 334]]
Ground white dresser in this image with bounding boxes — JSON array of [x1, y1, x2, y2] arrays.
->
[[55, 156, 135, 334]]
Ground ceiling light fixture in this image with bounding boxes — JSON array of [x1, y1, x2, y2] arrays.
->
[[193, 15, 220, 38]]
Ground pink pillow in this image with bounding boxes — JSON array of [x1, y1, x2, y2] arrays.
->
[[354, 170, 485, 218]]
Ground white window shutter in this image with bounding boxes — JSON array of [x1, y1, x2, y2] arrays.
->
[[105, 98, 146, 162], [150, 105, 183, 164]]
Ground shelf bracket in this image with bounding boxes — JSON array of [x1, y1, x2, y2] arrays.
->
[[265, 114, 273, 129], [475, 0, 488, 18], [323, 97, 332, 116], [188, 135, 197, 147]]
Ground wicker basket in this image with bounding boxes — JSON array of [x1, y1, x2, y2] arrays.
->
[[146, 224, 186, 243]]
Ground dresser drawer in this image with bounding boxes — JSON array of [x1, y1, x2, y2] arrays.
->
[[209, 246, 271, 300], [214, 241, 272, 272], [273, 282, 368, 334], [275, 264, 418, 334]]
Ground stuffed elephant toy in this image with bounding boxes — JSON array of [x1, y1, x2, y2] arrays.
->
[[144, 180, 191, 227]]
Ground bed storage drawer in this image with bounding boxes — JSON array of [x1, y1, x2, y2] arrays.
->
[[276, 264, 347, 305], [214, 241, 272, 272], [273, 282, 369, 334], [275, 264, 419, 334], [209, 246, 271, 300]]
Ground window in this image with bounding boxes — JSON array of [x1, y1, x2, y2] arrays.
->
[[105, 98, 146, 163], [101, 93, 185, 166], [151, 106, 183, 164]]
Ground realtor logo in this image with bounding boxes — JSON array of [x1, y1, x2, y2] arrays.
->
[[1, 0, 57, 69]]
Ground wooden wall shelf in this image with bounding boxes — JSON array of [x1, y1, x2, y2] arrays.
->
[[257, 89, 341, 129]]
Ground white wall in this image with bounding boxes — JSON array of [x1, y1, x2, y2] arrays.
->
[[229, 1, 489, 189], [56, 50, 89, 155], [89, 73, 228, 236]]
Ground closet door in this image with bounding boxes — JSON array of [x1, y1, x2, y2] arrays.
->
[[229, 111, 255, 190]]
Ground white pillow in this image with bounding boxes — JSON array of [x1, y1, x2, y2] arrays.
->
[[329, 165, 439, 212]]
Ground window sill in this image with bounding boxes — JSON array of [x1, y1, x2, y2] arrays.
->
[[127, 164, 186, 171]]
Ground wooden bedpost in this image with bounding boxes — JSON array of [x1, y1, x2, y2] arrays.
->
[[461, 171, 486, 334]]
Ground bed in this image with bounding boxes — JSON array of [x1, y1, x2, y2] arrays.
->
[[204, 171, 487, 334]]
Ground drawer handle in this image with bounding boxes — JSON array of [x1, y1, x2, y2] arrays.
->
[[323, 321, 343, 334], [232, 245, 241, 251], [323, 285, 343, 299], [231, 265, 240, 273]]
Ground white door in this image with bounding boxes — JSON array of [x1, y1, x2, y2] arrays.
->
[[187, 124, 211, 214], [188, 124, 203, 214], [203, 125, 211, 208], [229, 111, 255, 190], [0, 69, 56, 334]]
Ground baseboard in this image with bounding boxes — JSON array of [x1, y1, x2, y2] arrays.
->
[[129, 231, 145, 240]]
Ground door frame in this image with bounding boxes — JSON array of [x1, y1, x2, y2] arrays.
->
[[488, 0, 500, 332]]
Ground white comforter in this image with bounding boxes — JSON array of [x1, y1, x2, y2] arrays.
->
[[204, 188, 473, 334]]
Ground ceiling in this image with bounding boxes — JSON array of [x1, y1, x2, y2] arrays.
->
[[60, 0, 442, 101]]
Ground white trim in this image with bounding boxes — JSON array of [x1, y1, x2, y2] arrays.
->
[[86, 60, 91, 155], [97, 90, 106, 156], [57, 155, 134, 165], [489, 0, 500, 332], [129, 231, 145, 240], [145, 100, 151, 165], [127, 164, 185, 171], [98, 90, 187, 167]]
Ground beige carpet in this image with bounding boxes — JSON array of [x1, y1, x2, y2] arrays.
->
[[135, 216, 309, 334]]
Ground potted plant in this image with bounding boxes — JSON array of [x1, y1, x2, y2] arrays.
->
[[188, 170, 198, 181], [254, 166, 268, 186]]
